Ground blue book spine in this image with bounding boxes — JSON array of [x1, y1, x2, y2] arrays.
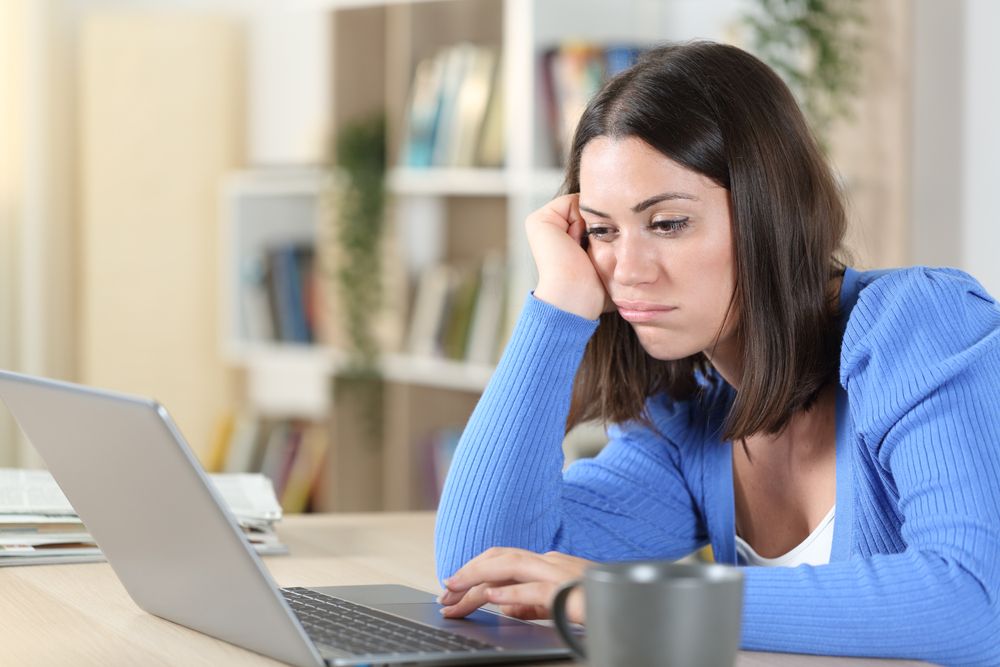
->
[[605, 45, 641, 77]]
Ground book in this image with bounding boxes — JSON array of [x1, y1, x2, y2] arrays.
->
[[265, 244, 315, 344], [258, 420, 293, 494], [280, 423, 329, 513], [274, 423, 304, 499], [205, 410, 236, 473], [539, 42, 646, 166], [604, 44, 641, 77], [400, 49, 447, 168], [407, 263, 454, 358], [441, 264, 481, 360], [447, 45, 498, 167], [431, 42, 475, 167], [475, 54, 505, 168], [551, 43, 605, 166], [223, 412, 263, 474], [400, 43, 502, 168], [465, 253, 507, 364], [239, 251, 275, 342]]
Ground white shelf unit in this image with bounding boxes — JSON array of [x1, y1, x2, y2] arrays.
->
[[221, 0, 747, 510], [220, 167, 505, 415]]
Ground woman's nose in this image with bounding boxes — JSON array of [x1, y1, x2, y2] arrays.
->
[[613, 236, 657, 286]]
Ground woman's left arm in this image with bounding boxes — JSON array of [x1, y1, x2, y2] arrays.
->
[[740, 268, 1000, 665]]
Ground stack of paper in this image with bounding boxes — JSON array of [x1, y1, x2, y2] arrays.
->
[[0, 468, 288, 566]]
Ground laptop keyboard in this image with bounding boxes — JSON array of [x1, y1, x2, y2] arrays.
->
[[281, 587, 504, 657]]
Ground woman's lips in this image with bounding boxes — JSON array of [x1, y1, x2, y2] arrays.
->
[[615, 301, 677, 323]]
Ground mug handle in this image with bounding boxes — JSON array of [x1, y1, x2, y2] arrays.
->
[[551, 579, 586, 660]]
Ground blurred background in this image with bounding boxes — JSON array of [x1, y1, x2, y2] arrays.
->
[[1, 0, 997, 514]]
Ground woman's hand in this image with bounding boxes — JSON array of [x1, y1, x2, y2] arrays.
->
[[438, 547, 591, 624], [527, 194, 609, 320]]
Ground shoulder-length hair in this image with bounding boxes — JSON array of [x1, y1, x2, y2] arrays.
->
[[564, 41, 847, 441]]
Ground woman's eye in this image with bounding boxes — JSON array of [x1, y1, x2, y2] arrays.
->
[[585, 226, 614, 240], [650, 217, 689, 234]]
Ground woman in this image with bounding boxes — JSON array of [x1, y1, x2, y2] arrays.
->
[[434, 42, 1000, 664]]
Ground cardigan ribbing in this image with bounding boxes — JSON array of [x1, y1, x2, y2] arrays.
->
[[434, 267, 1000, 665]]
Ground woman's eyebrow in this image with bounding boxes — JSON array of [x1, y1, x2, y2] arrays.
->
[[632, 192, 699, 212], [579, 204, 610, 218], [579, 192, 700, 219]]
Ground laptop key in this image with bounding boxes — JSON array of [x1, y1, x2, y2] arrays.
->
[[281, 587, 503, 656]]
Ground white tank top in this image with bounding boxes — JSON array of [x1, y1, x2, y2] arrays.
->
[[735, 506, 835, 567]]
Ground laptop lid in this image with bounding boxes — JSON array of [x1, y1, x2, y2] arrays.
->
[[0, 370, 324, 667]]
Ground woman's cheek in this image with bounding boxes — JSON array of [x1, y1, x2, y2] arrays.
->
[[588, 246, 615, 285]]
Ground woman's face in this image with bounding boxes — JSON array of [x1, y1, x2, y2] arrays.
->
[[579, 135, 737, 361]]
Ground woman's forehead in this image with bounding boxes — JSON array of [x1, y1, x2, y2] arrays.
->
[[579, 137, 725, 208], [581, 137, 716, 184]]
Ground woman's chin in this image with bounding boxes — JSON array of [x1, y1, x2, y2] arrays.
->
[[635, 335, 702, 361]]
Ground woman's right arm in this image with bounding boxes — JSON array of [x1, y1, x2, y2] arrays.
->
[[434, 196, 707, 581]]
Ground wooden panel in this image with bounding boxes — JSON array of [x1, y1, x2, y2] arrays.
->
[[382, 382, 480, 511], [445, 196, 507, 263], [829, 0, 911, 269], [78, 13, 244, 461], [330, 6, 387, 146], [313, 376, 385, 512]]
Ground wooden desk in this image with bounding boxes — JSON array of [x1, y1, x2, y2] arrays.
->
[[1, 513, 927, 666]]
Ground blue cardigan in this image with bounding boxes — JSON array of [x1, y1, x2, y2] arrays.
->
[[435, 267, 1000, 665]]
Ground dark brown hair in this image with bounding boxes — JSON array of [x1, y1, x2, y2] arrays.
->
[[564, 41, 847, 441]]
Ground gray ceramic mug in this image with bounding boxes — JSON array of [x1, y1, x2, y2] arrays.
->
[[551, 561, 744, 667]]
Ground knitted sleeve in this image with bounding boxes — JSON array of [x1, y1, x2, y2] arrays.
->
[[740, 268, 1000, 665], [434, 294, 707, 581]]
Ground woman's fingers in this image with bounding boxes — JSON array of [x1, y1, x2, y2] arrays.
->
[[441, 582, 559, 620], [443, 579, 586, 623], [440, 582, 493, 619], [492, 578, 586, 624], [486, 581, 557, 614], [534, 193, 581, 233], [498, 603, 549, 620], [526, 194, 607, 320], [444, 549, 571, 593], [438, 548, 592, 622], [437, 588, 463, 606]]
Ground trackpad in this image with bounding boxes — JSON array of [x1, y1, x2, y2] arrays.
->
[[375, 603, 568, 649], [376, 602, 525, 627]]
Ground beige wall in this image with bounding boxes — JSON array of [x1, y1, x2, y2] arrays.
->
[[78, 13, 244, 460], [828, 0, 911, 270], [0, 0, 24, 465]]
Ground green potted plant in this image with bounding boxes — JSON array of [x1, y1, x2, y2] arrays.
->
[[317, 113, 388, 510], [744, 0, 865, 146]]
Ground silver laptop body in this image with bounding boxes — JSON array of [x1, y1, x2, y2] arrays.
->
[[0, 370, 571, 666]]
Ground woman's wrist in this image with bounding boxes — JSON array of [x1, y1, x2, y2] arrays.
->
[[533, 282, 603, 321]]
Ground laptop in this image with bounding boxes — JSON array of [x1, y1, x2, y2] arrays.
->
[[0, 370, 572, 666]]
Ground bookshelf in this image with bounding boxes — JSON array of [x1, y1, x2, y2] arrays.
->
[[221, 0, 747, 511]]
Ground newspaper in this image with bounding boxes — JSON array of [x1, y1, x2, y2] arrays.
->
[[0, 468, 287, 565]]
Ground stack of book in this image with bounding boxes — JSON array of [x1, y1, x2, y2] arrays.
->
[[0, 468, 287, 566], [540, 42, 645, 166], [211, 418, 329, 515], [239, 243, 319, 345], [399, 42, 504, 169], [406, 252, 508, 365]]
